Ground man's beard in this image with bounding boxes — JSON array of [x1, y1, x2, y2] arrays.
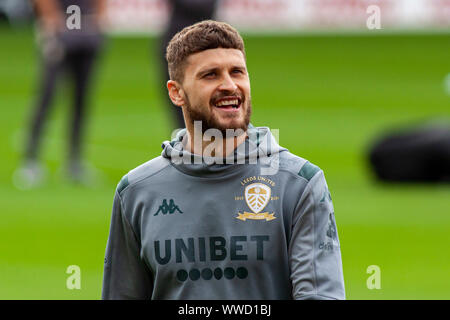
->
[[183, 93, 252, 136]]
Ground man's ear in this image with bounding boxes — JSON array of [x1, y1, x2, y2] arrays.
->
[[167, 80, 185, 107]]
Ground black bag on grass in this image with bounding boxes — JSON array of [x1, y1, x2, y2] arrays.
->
[[368, 121, 450, 183]]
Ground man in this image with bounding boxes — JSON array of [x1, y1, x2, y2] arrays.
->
[[14, 0, 105, 188], [102, 20, 345, 300]]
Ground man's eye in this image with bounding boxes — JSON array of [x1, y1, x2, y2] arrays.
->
[[203, 72, 215, 78], [232, 69, 246, 76]]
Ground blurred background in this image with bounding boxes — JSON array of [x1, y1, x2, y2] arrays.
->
[[0, 0, 449, 299]]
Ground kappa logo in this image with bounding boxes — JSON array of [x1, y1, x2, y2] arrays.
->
[[236, 183, 276, 221], [320, 187, 332, 203], [320, 212, 339, 251], [326, 212, 338, 244], [154, 199, 183, 216]]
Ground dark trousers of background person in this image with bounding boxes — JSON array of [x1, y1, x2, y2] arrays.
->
[[158, 0, 218, 130], [25, 47, 99, 172]]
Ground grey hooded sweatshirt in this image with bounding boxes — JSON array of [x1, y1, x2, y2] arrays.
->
[[102, 126, 345, 300]]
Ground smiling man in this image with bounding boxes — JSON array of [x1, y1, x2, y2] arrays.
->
[[102, 20, 345, 300], [166, 22, 252, 158]]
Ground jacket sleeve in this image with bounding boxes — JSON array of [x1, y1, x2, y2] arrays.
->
[[289, 170, 345, 300], [102, 191, 153, 299]]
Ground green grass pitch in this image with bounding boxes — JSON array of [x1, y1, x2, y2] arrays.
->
[[0, 25, 449, 299]]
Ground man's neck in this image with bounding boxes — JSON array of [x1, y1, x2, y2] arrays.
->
[[184, 129, 248, 158]]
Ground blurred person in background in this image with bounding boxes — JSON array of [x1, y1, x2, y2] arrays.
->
[[158, 0, 218, 130], [14, 0, 106, 188]]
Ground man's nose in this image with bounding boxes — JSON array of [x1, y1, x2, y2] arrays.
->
[[219, 74, 238, 92]]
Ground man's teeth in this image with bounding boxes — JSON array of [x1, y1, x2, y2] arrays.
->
[[215, 99, 239, 107]]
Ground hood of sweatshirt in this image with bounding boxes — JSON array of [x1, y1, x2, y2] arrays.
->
[[161, 125, 287, 178]]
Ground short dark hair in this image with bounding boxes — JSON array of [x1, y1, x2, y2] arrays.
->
[[166, 20, 246, 83]]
